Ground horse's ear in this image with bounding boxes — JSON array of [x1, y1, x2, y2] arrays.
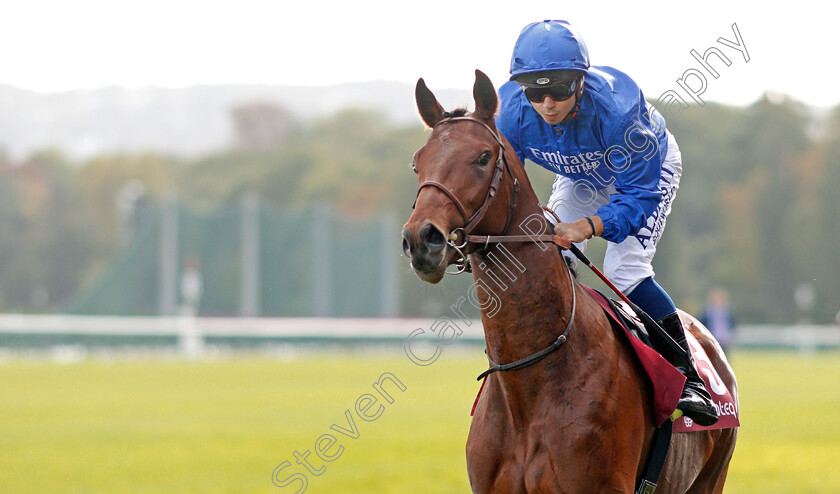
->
[[473, 69, 498, 122], [416, 78, 445, 128]]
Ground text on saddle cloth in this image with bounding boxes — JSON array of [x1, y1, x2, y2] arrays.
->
[[672, 331, 740, 432]]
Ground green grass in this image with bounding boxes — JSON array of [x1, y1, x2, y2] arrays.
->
[[724, 351, 840, 493], [0, 350, 838, 493]]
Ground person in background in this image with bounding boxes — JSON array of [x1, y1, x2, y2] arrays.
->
[[699, 287, 737, 357], [180, 255, 203, 317]]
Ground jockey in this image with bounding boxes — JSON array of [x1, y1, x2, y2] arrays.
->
[[496, 20, 718, 426]]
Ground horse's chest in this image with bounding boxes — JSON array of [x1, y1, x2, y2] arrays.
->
[[481, 447, 611, 494], [470, 406, 630, 493]]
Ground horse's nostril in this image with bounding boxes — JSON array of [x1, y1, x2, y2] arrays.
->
[[426, 228, 445, 246], [401, 229, 415, 257], [420, 224, 446, 253]]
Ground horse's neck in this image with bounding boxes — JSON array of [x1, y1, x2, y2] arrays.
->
[[470, 192, 579, 358], [471, 237, 574, 364], [470, 192, 608, 407]]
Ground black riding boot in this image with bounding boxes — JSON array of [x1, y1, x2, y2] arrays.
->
[[655, 313, 719, 426]]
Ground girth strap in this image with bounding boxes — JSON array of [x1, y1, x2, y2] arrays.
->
[[635, 420, 674, 494]]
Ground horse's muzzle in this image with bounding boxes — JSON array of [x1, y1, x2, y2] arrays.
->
[[402, 222, 448, 280]]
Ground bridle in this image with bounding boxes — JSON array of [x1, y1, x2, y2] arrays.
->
[[411, 115, 577, 379], [412, 116, 571, 273], [412, 116, 519, 272]]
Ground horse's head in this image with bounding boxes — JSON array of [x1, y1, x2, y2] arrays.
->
[[402, 70, 518, 284]]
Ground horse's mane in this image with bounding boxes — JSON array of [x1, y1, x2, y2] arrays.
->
[[441, 108, 469, 118]]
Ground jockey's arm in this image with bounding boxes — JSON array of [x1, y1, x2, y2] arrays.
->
[[595, 115, 663, 243]]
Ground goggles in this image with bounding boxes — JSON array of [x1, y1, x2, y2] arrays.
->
[[522, 77, 580, 103]]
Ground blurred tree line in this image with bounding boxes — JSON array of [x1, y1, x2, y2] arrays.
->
[[0, 94, 837, 323]]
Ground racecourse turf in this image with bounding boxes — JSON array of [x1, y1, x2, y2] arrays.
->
[[0, 349, 838, 493]]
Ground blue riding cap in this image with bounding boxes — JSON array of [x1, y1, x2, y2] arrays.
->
[[510, 20, 590, 82]]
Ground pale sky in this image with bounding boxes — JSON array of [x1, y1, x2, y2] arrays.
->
[[3, 0, 839, 108]]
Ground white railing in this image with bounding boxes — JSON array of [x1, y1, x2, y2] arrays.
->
[[735, 324, 840, 351], [0, 315, 482, 338], [0, 315, 837, 353]]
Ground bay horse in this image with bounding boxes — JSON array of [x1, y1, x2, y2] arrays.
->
[[401, 70, 738, 493]]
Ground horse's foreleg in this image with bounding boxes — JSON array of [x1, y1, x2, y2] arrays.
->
[[466, 384, 526, 493]]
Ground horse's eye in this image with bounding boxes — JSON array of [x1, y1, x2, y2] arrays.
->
[[409, 161, 418, 174], [476, 151, 492, 167]]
